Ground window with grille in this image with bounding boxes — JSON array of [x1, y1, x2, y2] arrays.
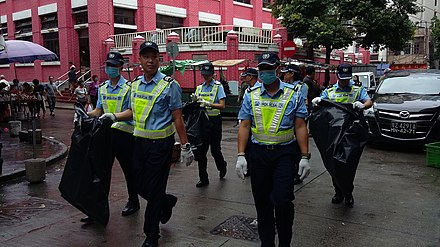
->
[[234, 0, 251, 4], [73, 7, 88, 25], [16, 36, 32, 42], [156, 14, 184, 29], [43, 32, 60, 59], [192, 54, 208, 61], [0, 23, 7, 39], [15, 18, 32, 35], [114, 7, 135, 25], [41, 13, 58, 30]]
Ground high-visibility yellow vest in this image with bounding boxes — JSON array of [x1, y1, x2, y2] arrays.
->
[[100, 82, 134, 133], [196, 82, 220, 116], [327, 85, 361, 103], [131, 78, 175, 139], [250, 87, 296, 145]]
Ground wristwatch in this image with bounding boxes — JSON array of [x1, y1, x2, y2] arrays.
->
[[301, 152, 311, 160], [182, 143, 191, 150]]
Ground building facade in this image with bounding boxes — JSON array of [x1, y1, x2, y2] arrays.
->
[[0, 0, 282, 88]]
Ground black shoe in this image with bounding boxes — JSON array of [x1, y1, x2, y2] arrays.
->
[[161, 195, 178, 224], [293, 176, 303, 185], [80, 216, 94, 223], [141, 237, 158, 247], [345, 195, 354, 208], [196, 180, 209, 188], [219, 165, 227, 179], [331, 194, 344, 204], [121, 201, 140, 216]]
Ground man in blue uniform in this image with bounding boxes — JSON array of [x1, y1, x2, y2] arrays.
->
[[101, 41, 194, 247], [236, 52, 311, 247], [194, 63, 227, 187], [85, 51, 139, 223], [312, 63, 372, 207]]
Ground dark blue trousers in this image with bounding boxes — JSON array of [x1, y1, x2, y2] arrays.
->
[[132, 135, 174, 240], [249, 142, 299, 247]]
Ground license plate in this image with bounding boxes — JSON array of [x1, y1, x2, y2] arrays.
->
[[390, 121, 417, 134]]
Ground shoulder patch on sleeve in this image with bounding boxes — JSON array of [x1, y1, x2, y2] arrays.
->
[[163, 76, 174, 83]]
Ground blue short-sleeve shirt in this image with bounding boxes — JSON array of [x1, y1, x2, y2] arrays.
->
[[238, 80, 307, 145], [131, 71, 183, 130], [321, 81, 370, 102], [198, 79, 226, 102], [96, 76, 133, 126]]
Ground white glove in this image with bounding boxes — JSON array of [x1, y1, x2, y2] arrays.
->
[[236, 155, 248, 180], [99, 113, 117, 122], [311, 97, 322, 106], [190, 93, 198, 102], [353, 101, 365, 110], [298, 158, 311, 180], [180, 144, 194, 166], [197, 98, 211, 108]]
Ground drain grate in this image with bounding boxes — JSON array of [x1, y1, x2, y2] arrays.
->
[[210, 215, 259, 241], [0, 197, 65, 225]]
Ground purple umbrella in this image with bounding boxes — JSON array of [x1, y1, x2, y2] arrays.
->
[[0, 40, 58, 64]]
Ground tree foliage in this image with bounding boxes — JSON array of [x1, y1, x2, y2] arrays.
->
[[272, 0, 420, 83], [431, 17, 440, 60]]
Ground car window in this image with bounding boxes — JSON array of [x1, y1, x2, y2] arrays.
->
[[358, 75, 369, 88], [377, 75, 440, 94]]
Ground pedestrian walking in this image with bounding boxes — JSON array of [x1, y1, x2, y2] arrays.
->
[[311, 63, 372, 207], [302, 66, 322, 114], [194, 62, 227, 188], [45, 76, 62, 116], [100, 41, 194, 247], [83, 51, 140, 224], [281, 64, 308, 185], [88, 75, 99, 109], [33, 79, 46, 119], [70, 81, 87, 108], [68, 62, 77, 94], [236, 52, 311, 247]]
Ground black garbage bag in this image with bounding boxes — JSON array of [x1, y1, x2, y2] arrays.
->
[[309, 100, 368, 195], [182, 101, 213, 160], [58, 103, 113, 226]]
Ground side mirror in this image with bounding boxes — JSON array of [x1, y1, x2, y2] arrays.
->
[[368, 87, 376, 95]]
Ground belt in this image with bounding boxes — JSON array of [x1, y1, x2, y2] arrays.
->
[[135, 135, 173, 142], [253, 142, 296, 150]]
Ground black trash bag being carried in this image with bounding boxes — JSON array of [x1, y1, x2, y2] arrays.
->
[[182, 101, 213, 161], [58, 103, 113, 226], [309, 100, 368, 195]]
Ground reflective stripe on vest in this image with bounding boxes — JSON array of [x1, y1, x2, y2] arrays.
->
[[327, 86, 361, 103], [131, 79, 176, 139], [100, 83, 133, 133], [250, 87, 296, 144], [196, 83, 220, 116]]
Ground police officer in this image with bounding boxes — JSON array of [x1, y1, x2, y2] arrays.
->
[[281, 64, 308, 185], [85, 51, 139, 223], [194, 63, 227, 187], [312, 63, 372, 208], [101, 41, 194, 247], [236, 52, 311, 247]]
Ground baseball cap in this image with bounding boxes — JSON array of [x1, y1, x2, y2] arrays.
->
[[240, 68, 258, 77], [200, 63, 214, 75], [337, 63, 352, 80], [105, 51, 124, 66], [280, 64, 300, 73], [139, 41, 159, 54], [257, 52, 280, 67]]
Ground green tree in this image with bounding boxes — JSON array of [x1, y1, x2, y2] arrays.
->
[[272, 0, 420, 85], [431, 17, 440, 62]]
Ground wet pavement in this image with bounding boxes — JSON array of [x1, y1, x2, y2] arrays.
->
[[0, 108, 439, 247]]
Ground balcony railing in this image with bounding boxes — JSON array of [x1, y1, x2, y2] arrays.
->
[[111, 25, 275, 49]]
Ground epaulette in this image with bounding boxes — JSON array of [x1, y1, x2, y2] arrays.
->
[[248, 84, 261, 92], [284, 83, 296, 90], [125, 80, 132, 87], [98, 82, 106, 87], [214, 80, 222, 85], [327, 84, 334, 89]]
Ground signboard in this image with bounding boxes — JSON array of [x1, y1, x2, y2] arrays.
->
[[283, 41, 297, 58], [166, 41, 179, 59]]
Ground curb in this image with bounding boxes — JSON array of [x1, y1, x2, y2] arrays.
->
[[0, 136, 69, 183]]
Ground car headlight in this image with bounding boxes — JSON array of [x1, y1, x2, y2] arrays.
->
[[363, 103, 376, 117]]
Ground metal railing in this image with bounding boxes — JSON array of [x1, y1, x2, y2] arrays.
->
[[111, 25, 274, 49]]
